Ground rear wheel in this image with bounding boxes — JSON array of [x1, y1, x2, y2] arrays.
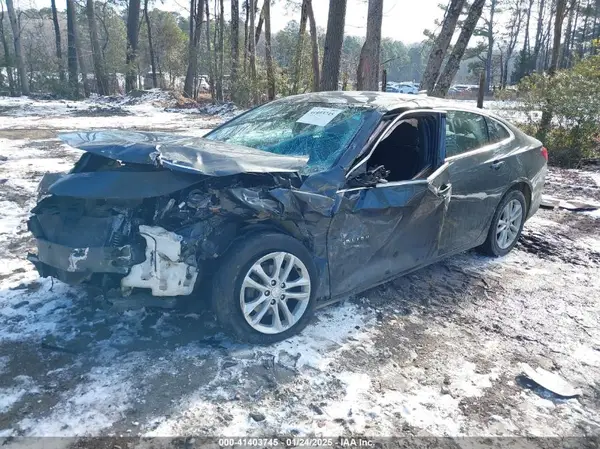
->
[[212, 232, 317, 344], [478, 189, 526, 257]]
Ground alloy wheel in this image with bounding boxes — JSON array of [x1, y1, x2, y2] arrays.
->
[[496, 199, 523, 250], [239, 251, 311, 335]]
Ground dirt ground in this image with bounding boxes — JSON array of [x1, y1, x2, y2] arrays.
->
[[0, 95, 599, 445]]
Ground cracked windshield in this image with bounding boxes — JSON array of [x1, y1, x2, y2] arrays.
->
[[205, 102, 374, 174]]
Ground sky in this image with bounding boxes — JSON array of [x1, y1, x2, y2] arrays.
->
[[271, 0, 444, 43], [25, 0, 445, 44]]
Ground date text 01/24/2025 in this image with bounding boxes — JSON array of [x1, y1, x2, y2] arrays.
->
[[216, 438, 375, 447]]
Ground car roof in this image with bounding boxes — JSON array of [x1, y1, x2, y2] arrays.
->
[[276, 91, 501, 117]]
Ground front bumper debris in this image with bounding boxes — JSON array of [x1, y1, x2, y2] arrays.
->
[[121, 225, 199, 297], [29, 239, 136, 274]]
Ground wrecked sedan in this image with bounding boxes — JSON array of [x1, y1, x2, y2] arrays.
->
[[28, 92, 547, 343]]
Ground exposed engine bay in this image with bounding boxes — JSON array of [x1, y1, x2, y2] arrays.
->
[[26, 134, 318, 301]]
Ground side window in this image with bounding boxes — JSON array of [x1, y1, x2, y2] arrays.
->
[[487, 117, 511, 144], [445, 111, 489, 158]]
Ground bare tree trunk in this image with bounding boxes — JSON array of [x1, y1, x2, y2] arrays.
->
[[230, 0, 239, 101], [524, 0, 534, 55], [50, 0, 65, 83], [87, 0, 110, 94], [356, 0, 383, 91], [477, 71, 485, 108], [143, 0, 157, 88], [73, 7, 90, 97], [320, 0, 347, 91], [184, 0, 196, 97], [213, 3, 219, 98], [264, 0, 275, 100], [550, 0, 568, 74], [254, 4, 264, 44], [484, 0, 497, 92], [499, 48, 504, 88], [126, 0, 141, 92], [420, 0, 465, 92], [0, 4, 16, 95], [306, 0, 319, 91], [561, 0, 575, 67], [533, 0, 546, 71], [591, 0, 599, 54], [66, 0, 79, 98], [579, 0, 590, 57], [248, 0, 258, 103], [184, 0, 204, 98], [206, 0, 215, 100], [432, 0, 486, 97], [243, 0, 249, 71], [292, 0, 308, 94], [503, 0, 524, 87], [543, 8, 553, 71], [216, 0, 224, 101], [517, 0, 535, 78], [538, 0, 567, 141], [5, 0, 29, 94], [569, 0, 580, 65]]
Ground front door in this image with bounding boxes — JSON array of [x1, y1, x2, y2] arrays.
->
[[327, 164, 451, 297]]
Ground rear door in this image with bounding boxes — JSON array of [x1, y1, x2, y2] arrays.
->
[[438, 110, 514, 255]]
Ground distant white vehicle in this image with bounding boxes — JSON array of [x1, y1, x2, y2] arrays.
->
[[385, 81, 419, 94], [394, 82, 419, 94], [452, 84, 478, 92]]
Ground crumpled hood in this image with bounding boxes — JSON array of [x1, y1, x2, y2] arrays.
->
[[59, 130, 309, 176]]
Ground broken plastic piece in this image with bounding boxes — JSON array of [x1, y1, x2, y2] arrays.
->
[[121, 226, 198, 297], [540, 195, 600, 212], [521, 363, 582, 398]]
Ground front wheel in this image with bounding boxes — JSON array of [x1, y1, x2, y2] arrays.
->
[[477, 189, 527, 257], [212, 232, 318, 344]]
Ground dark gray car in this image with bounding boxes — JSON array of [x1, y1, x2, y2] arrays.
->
[[27, 92, 548, 343]]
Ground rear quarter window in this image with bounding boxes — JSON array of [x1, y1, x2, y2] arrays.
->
[[445, 110, 489, 157], [487, 117, 511, 143]]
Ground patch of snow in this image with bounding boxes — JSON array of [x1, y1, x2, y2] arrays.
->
[[588, 172, 600, 187], [0, 201, 25, 236], [0, 429, 14, 438], [0, 375, 40, 413], [18, 366, 135, 436], [0, 92, 223, 132], [0, 356, 9, 374], [585, 209, 600, 219], [145, 303, 376, 437], [272, 303, 375, 370], [0, 278, 81, 342]]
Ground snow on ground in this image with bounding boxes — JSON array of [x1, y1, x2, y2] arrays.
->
[[0, 95, 599, 444], [0, 90, 229, 132]]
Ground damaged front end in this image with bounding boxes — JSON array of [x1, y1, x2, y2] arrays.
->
[[27, 130, 316, 300], [27, 178, 213, 298]]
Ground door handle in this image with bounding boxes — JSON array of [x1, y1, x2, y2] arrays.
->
[[491, 160, 505, 170], [437, 183, 451, 196]]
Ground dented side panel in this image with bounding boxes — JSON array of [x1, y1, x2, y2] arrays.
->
[[327, 168, 451, 298]]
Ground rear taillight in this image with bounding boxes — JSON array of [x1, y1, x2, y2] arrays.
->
[[541, 146, 548, 162]]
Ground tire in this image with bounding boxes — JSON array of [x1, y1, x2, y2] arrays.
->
[[477, 189, 527, 257], [211, 232, 318, 344]]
